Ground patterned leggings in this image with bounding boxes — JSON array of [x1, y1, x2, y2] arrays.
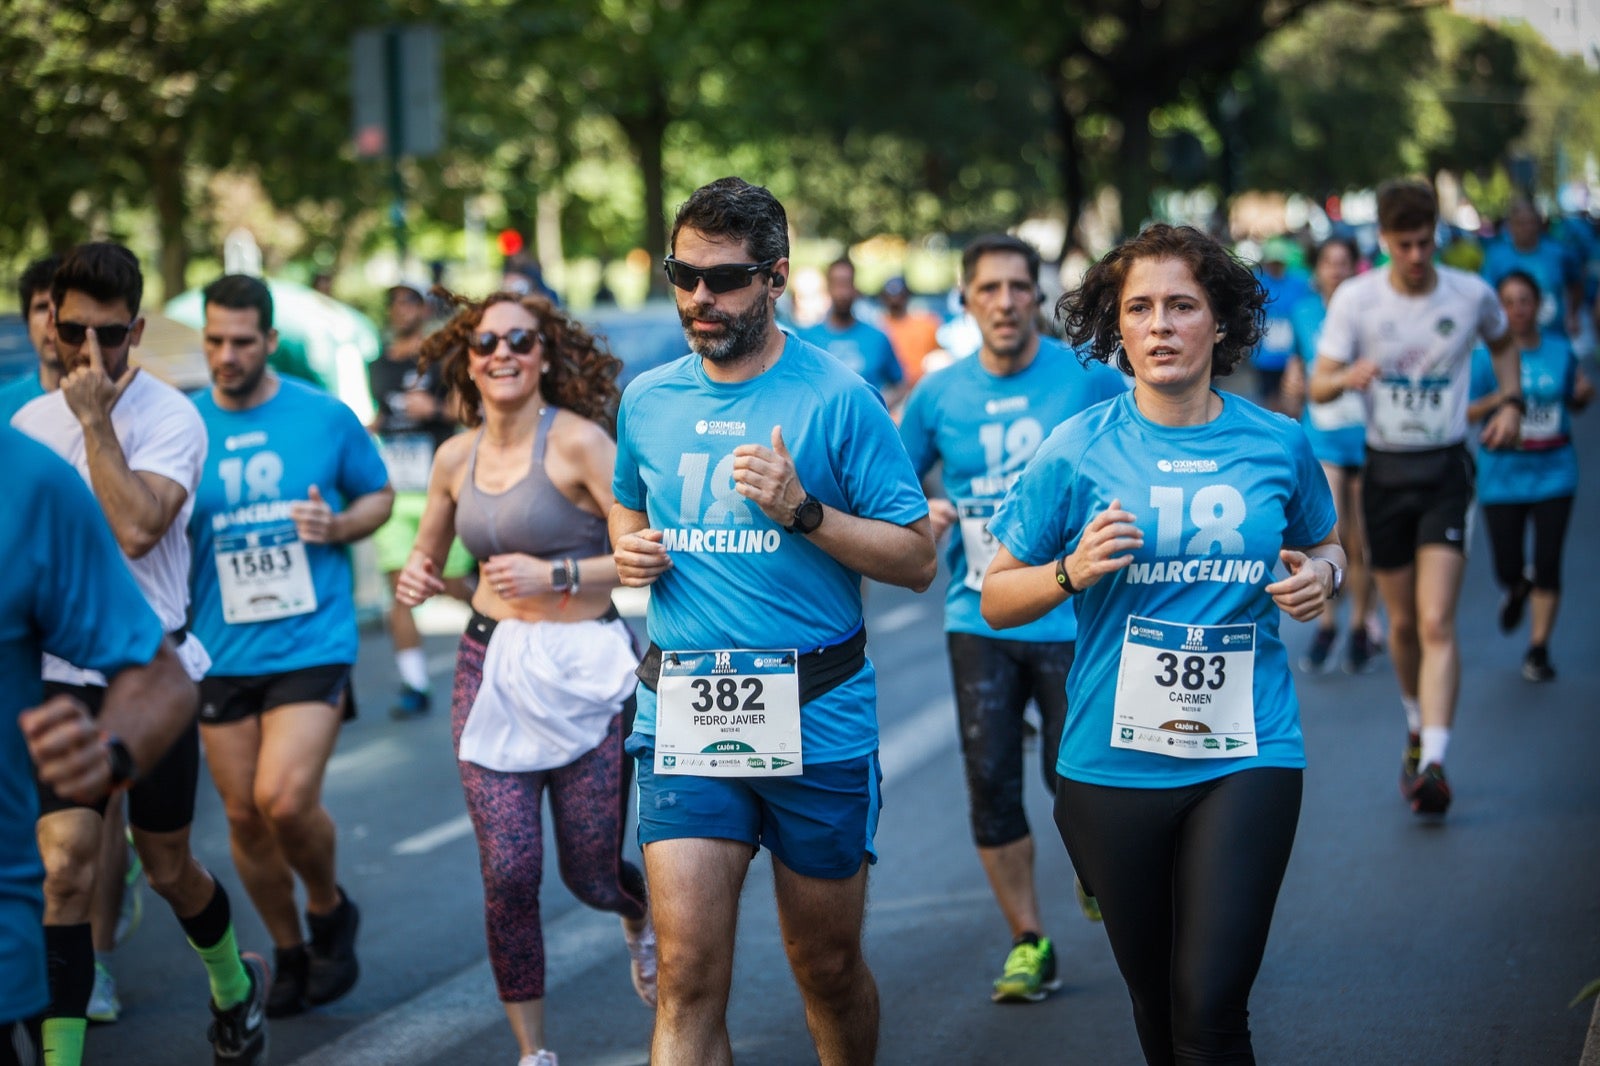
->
[[451, 628, 647, 1002]]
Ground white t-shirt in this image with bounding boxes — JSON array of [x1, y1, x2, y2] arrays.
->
[[13, 370, 211, 682], [1318, 265, 1508, 452]]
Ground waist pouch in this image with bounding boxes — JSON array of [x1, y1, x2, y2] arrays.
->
[[1365, 443, 1472, 490], [635, 625, 867, 705]]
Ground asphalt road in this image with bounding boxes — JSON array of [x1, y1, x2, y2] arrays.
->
[[81, 423, 1599, 1066]]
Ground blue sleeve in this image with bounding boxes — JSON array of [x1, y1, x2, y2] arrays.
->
[[833, 385, 927, 526], [30, 446, 163, 673], [1469, 347, 1498, 402], [336, 401, 392, 498], [1281, 425, 1338, 548], [991, 430, 1079, 566], [612, 389, 646, 512], [896, 378, 939, 477]]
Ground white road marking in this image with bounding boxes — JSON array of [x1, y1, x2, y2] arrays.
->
[[391, 814, 474, 856], [872, 602, 926, 636]]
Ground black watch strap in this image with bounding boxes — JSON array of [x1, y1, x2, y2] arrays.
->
[[785, 493, 823, 535], [102, 734, 137, 791]]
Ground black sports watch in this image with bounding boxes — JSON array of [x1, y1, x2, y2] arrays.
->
[[102, 734, 137, 792], [784, 493, 824, 535]]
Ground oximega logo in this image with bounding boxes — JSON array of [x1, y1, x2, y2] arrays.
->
[[1156, 458, 1219, 473], [694, 419, 747, 436]]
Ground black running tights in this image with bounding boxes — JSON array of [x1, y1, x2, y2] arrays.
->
[[1054, 767, 1303, 1066], [1482, 495, 1573, 592]]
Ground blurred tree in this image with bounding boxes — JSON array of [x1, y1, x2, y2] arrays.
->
[[1421, 11, 1528, 181]]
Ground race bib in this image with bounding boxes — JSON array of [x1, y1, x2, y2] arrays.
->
[[1539, 291, 1558, 328], [655, 649, 802, 777], [378, 432, 434, 493], [1111, 616, 1257, 759], [215, 524, 316, 624], [1372, 375, 1452, 447], [957, 499, 1001, 591], [1307, 390, 1365, 432], [1521, 401, 1563, 445]]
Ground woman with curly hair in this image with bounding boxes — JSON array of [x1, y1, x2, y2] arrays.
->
[[980, 224, 1343, 1064], [395, 290, 654, 1066]]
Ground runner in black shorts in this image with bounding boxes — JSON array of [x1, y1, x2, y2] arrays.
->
[[1311, 181, 1524, 817], [897, 234, 1125, 1002], [187, 275, 395, 1018]]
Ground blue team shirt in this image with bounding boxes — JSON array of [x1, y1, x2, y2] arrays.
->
[[1253, 270, 1311, 372], [188, 378, 390, 675], [1481, 237, 1581, 336], [991, 391, 1336, 789], [1, 427, 162, 1024], [1289, 292, 1365, 468], [614, 333, 928, 761], [797, 319, 904, 394], [899, 338, 1126, 641], [0, 372, 45, 426], [1470, 338, 1580, 504]]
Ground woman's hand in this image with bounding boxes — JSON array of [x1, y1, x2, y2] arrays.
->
[[482, 554, 554, 600], [396, 552, 445, 607], [1266, 550, 1329, 622], [1067, 498, 1144, 591]]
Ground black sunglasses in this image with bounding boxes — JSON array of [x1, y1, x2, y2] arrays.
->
[[55, 320, 135, 349], [662, 256, 777, 294], [470, 328, 543, 356]]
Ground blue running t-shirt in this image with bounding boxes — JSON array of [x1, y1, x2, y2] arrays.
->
[[1470, 337, 1580, 504], [1289, 292, 1365, 469], [899, 338, 1126, 641], [991, 391, 1336, 789], [1481, 237, 1581, 337], [188, 378, 390, 675], [1, 427, 162, 1025], [796, 319, 904, 395], [0, 372, 45, 426], [614, 333, 928, 761]]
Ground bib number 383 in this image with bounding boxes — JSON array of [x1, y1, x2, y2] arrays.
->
[[655, 649, 802, 776], [1111, 616, 1257, 758]]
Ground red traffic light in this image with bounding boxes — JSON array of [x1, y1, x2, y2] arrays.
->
[[497, 229, 525, 257]]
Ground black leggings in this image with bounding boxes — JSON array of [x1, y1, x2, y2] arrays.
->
[[1055, 768, 1302, 1066], [1482, 495, 1573, 592]]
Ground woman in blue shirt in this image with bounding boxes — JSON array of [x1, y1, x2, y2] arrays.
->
[[1468, 270, 1593, 681], [982, 224, 1342, 1065]]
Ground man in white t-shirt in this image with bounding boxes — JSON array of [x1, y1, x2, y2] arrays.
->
[[1310, 181, 1523, 818], [11, 243, 267, 1065]]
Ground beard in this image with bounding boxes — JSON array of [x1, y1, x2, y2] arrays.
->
[[680, 295, 771, 364], [216, 359, 268, 400]]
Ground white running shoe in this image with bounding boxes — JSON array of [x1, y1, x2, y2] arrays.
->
[[623, 914, 658, 1008], [114, 834, 143, 948], [518, 1051, 558, 1066], [87, 961, 120, 1024]]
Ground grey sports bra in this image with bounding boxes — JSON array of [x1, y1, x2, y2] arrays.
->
[[454, 407, 611, 562]]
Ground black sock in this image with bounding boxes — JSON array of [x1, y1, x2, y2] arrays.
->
[[1012, 930, 1041, 948], [44, 923, 93, 1017], [177, 878, 230, 950]]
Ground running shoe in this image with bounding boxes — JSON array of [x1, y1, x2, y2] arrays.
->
[[306, 889, 360, 1005], [389, 685, 430, 720], [87, 961, 120, 1024], [1399, 732, 1421, 798], [1407, 763, 1452, 816], [518, 1052, 558, 1066], [208, 952, 268, 1065], [1074, 876, 1102, 923], [1522, 646, 1556, 683], [990, 934, 1060, 1003], [623, 915, 657, 1008], [1300, 628, 1337, 673], [1345, 627, 1382, 674], [267, 944, 308, 1018], [1499, 578, 1531, 634], [114, 833, 143, 948]]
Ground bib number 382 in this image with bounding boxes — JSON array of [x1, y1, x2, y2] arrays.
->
[[655, 649, 802, 776], [1111, 616, 1257, 758]]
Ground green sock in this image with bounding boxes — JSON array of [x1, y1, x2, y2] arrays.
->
[[188, 923, 251, 1009], [42, 1016, 87, 1066]]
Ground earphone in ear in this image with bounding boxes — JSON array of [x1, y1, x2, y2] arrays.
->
[[771, 273, 785, 288]]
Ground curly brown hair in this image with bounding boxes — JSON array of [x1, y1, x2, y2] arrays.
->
[[418, 289, 622, 433], [1057, 223, 1265, 379]]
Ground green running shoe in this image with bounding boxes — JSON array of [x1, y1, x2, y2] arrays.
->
[[991, 934, 1060, 1003], [1074, 876, 1103, 923]]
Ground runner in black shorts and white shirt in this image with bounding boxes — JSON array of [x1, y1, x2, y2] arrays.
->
[[1310, 180, 1524, 818]]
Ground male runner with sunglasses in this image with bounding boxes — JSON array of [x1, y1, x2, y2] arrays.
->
[[188, 275, 392, 1018], [11, 243, 268, 1066], [612, 176, 936, 1065]]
